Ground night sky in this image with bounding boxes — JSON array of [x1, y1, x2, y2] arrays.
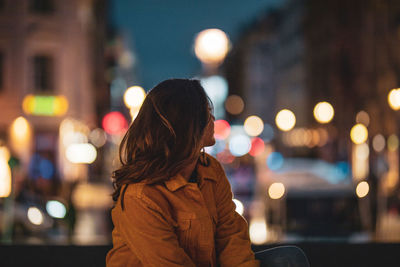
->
[[110, 0, 282, 90]]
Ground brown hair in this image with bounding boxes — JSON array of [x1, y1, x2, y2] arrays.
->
[[112, 79, 212, 208]]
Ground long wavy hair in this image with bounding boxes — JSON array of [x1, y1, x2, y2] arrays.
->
[[112, 78, 212, 209]]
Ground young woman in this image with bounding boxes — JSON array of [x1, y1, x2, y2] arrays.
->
[[106, 79, 259, 266]]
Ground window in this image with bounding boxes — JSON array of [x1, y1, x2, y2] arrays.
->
[[33, 55, 54, 92], [29, 0, 54, 14]]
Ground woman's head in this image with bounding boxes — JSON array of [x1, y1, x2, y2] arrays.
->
[[112, 79, 214, 203]]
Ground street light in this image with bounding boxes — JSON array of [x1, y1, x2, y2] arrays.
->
[[313, 101, 334, 123], [0, 146, 11, 198], [123, 86, 146, 109], [350, 123, 368, 144], [275, 109, 296, 131], [388, 88, 400, 110], [194, 28, 230, 66], [244, 115, 264, 136]]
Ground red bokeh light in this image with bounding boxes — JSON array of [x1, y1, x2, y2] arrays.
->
[[102, 111, 128, 135], [216, 149, 235, 164], [214, 120, 231, 140], [249, 137, 265, 157]]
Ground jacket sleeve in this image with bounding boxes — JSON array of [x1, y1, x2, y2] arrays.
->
[[214, 163, 260, 267], [116, 193, 196, 267]]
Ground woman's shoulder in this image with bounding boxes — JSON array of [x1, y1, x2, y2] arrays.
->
[[124, 181, 163, 199], [123, 182, 170, 210]]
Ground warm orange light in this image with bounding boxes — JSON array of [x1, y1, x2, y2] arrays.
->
[[313, 102, 334, 123], [53, 96, 69, 116], [356, 181, 369, 198], [9, 117, 33, 159], [350, 124, 368, 144], [249, 218, 268, 245], [275, 109, 296, 131], [268, 183, 285, 199], [194, 29, 230, 65], [244, 116, 264, 136], [124, 86, 146, 108], [0, 146, 11, 198], [388, 88, 400, 110], [22, 94, 35, 114]]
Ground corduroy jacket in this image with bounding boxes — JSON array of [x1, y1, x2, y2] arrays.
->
[[106, 154, 259, 267]]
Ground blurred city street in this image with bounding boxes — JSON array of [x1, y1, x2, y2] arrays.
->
[[1, 0, 400, 266]]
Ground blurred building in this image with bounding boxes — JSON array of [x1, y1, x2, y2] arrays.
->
[[0, 0, 111, 243], [225, 0, 308, 152], [0, 0, 109, 180], [225, 0, 400, 241]]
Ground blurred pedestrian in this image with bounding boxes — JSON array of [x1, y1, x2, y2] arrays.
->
[[106, 79, 258, 266]]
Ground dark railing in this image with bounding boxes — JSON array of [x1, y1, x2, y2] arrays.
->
[[0, 242, 399, 267]]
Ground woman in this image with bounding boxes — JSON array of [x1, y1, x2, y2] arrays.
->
[[106, 79, 259, 266]]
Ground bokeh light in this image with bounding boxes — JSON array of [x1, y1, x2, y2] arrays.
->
[[118, 50, 134, 69], [27, 207, 44, 225], [102, 111, 128, 135], [388, 88, 400, 110], [372, 134, 385, 153], [0, 146, 10, 161], [194, 28, 230, 65], [10, 116, 30, 140], [200, 76, 228, 119], [260, 123, 274, 142], [249, 137, 265, 157], [233, 199, 244, 216], [22, 95, 68, 116], [388, 134, 399, 151], [229, 134, 251, 157], [39, 158, 55, 179], [216, 149, 235, 164], [244, 116, 264, 136], [266, 152, 284, 171], [275, 109, 296, 131], [62, 132, 88, 147], [313, 101, 334, 123], [130, 106, 140, 121], [0, 146, 11, 198], [214, 120, 231, 140], [249, 218, 267, 245], [355, 143, 370, 161], [123, 86, 146, 108], [225, 95, 244, 115], [66, 143, 97, 164], [268, 182, 285, 199], [9, 116, 33, 159], [350, 124, 368, 144], [207, 139, 226, 155], [356, 181, 369, 198], [89, 128, 107, 148], [356, 110, 370, 127], [317, 128, 329, 146], [46, 200, 67, 219]]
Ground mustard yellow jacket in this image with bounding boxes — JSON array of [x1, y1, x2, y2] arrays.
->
[[106, 154, 259, 267]]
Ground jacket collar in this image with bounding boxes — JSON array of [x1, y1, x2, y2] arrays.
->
[[164, 159, 218, 192]]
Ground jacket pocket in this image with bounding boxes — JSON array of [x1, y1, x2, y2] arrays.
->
[[176, 211, 196, 247]]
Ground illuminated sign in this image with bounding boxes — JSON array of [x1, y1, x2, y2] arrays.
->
[[22, 94, 68, 116]]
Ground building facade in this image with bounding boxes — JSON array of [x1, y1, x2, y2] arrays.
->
[[0, 0, 108, 180]]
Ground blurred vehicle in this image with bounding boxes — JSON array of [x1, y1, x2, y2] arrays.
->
[[264, 158, 368, 242]]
